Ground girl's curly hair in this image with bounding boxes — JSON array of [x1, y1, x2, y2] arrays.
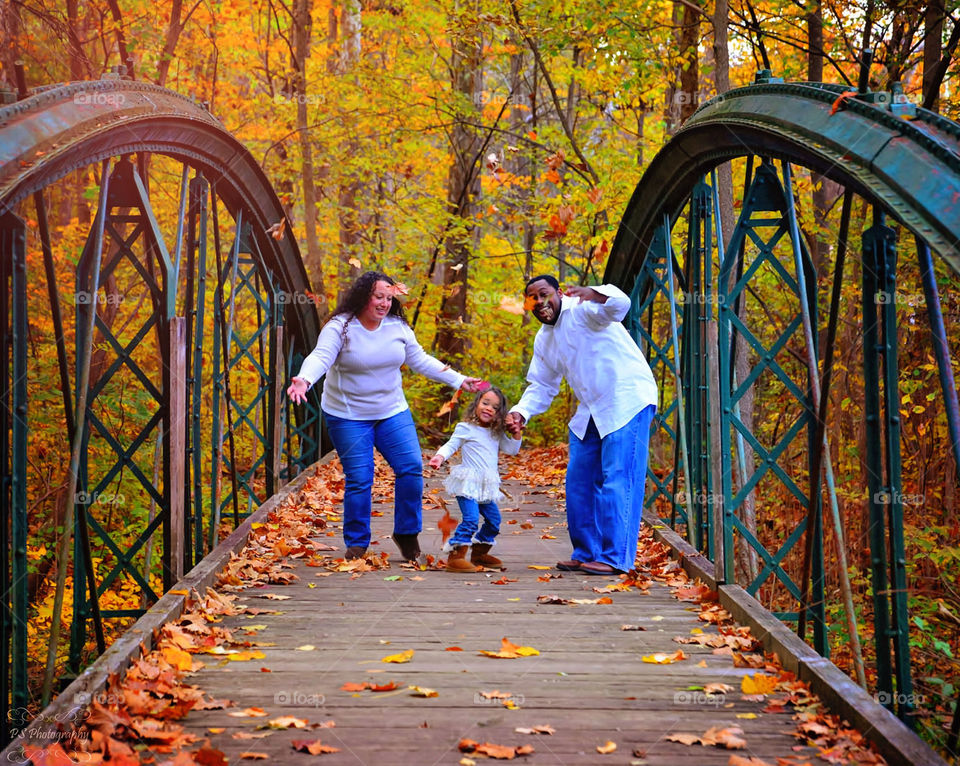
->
[[324, 271, 407, 348], [463, 386, 509, 436]]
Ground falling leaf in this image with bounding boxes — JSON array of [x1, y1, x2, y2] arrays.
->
[[499, 295, 526, 315], [348, 257, 362, 269], [389, 282, 409, 296], [596, 741, 617, 754], [381, 649, 414, 663], [523, 295, 537, 312], [438, 389, 462, 417], [409, 685, 439, 697], [438, 509, 458, 546], [266, 219, 286, 240]]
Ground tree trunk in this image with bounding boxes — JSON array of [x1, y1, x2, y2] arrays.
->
[[292, 0, 324, 300], [923, 0, 945, 112], [337, 0, 362, 298], [156, 0, 183, 87], [435, 7, 482, 360]]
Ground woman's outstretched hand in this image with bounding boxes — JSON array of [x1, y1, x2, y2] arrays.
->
[[287, 377, 309, 404], [460, 377, 488, 393]]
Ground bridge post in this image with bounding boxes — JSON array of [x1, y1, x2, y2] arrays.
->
[[164, 317, 187, 587], [862, 208, 914, 722], [0, 210, 28, 738]]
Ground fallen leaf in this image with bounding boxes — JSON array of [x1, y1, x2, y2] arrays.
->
[[527, 565, 551, 570], [515, 725, 555, 735], [296, 645, 315, 651], [479, 637, 539, 659], [292, 738, 341, 755], [596, 740, 617, 754], [667, 732, 702, 745], [642, 650, 687, 664], [381, 649, 414, 663], [239, 753, 269, 760], [409, 685, 439, 697], [228, 707, 269, 718], [741, 674, 777, 695], [727, 756, 773, 766], [265, 715, 309, 729]]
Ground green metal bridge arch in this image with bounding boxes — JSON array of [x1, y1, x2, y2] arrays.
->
[[0, 76, 326, 740], [605, 73, 960, 743]]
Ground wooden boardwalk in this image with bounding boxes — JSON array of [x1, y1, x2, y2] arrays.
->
[[177, 465, 852, 766]]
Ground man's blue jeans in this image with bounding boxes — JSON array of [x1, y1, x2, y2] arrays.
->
[[323, 409, 423, 549], [449, 496, 500, 547], [565, 405, 655, 572]]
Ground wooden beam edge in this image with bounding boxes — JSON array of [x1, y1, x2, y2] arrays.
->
[[2, 454, 333, 763], [642, 510, 947, 766]]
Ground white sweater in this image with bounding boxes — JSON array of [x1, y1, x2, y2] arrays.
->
[[295, 315, 466, 420], [436, 422, 522, 503]]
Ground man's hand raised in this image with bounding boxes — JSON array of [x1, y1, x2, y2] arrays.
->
[[563, 285, 607, 304]]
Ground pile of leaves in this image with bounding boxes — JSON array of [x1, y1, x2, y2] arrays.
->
[[633, 525, 888, 765]]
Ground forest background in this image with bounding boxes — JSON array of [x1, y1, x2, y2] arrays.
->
[[4, 0, 960, 757]]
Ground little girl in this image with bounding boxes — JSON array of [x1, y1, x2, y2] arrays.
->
[[428, 386, 522, 572]]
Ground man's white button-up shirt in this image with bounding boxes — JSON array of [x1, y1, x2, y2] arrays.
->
[[511, 284, 657, 439]]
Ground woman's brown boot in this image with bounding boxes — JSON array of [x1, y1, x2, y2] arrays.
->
[[470, 543, 503, 569], [446, 545, 477, 572]]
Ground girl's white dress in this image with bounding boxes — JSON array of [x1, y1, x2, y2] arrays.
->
[[435, 422, 522, 503]]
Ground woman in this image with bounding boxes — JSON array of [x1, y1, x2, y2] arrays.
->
[[287, 271, 482, 562]]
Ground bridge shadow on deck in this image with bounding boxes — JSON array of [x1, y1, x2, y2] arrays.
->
[[179, 465, 858, 766]]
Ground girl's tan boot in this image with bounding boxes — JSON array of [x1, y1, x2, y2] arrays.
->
[[446, 545, 477, 572]]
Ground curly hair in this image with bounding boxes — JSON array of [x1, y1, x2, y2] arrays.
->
[[324, 271, 407, 348], [463, 386, 509, 436]]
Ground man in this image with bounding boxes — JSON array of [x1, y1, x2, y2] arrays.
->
[[505, 275, 657, 575]]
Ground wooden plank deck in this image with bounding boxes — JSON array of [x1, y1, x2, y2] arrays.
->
[[176, 464, 857, 766]]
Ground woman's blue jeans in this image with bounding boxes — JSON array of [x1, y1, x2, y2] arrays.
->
[[323, 409, 423, 549], [449, 496, 500, 547]]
